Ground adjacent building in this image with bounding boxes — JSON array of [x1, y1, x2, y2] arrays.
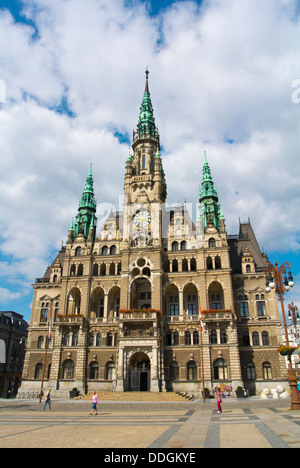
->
[[0, 311, 28, 397], [19, 72, 288, 397]]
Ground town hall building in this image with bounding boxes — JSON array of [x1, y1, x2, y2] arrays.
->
[[19, 72, 287, 397]]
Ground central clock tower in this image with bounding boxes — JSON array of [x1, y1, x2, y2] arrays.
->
[[124, 70, 167, 247]]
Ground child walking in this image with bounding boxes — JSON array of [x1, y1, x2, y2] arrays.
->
[[216, 388, 222, 414], [90, 391, 99, 415]]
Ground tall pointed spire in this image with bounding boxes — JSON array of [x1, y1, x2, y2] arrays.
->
[[74, 165, 97, 240], [135, 69, 159, 140], [199, 152, 224, 232]]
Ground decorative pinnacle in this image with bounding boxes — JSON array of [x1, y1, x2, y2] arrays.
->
[[145, 67, 149, 93]]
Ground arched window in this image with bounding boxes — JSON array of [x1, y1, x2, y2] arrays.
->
[[75, 246, 82, 256], [170, 362, 179, 380], [263, 362, 272, 380], [187, 361, 197, 380], [72, 333, 78, 347], [262, 331, 269, 346], [35, 363, 43, 380], [107, 333, 113, 347], [106, 362, 116, 380], [110, 245, 117, 255], [173, 331, 179, 346], [40, 302, 48, 322], [37, 336, 44, 349], [89, 333, 95, 347], [54, 302, 59, 321], [209, 238, 216, 248], [102, 246, 109, 256], [63, 332, 70, 347], [193, 331, 199, 345], [185, 331, 191, 345], [247, 363, 256, 380], [93, 264, 99, 276], [77, 264, 83, 276], [90, 362, 99, 380], [252, 332, 260, 346], [220, 329, 227, 344], [62, 360, 74, 380], [70, 264, 76, 276], [172, 259, 178, 272], [210, 329, 218, 344], [246, 264, 251, 273], [215, 256, 221, 269], [213, 359, 228, 380], [181, 241, 187, 251], [182, 259, 188, 272], [172, 241, 179, 252], [190, 258, 197, 271], [206, 257, 213, 270], [96, 333, 102, 346]]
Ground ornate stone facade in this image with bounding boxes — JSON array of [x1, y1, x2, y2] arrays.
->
[[19, 72, 287, 397]]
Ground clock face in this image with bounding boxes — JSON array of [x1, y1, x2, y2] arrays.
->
[[133, 210, 151, 228]]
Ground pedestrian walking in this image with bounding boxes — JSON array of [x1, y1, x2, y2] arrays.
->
[[43, 390, 52, 411], [216, 387, 222, 414], [90, 391, 99, 415], [297, 380, 300, 396]]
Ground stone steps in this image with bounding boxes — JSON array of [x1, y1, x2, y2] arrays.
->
[[75, 391, 193, 401]]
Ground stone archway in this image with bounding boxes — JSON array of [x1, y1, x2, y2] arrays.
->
[[129, 352, 150, 391]]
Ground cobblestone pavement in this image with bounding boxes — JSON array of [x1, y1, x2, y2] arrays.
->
[[0, 397, 299, 449]]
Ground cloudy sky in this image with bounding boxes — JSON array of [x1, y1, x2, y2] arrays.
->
[[0, 0, 300, 323]]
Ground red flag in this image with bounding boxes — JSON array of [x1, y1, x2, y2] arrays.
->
[[48, 306, 53, 339], [199, 305, 204, 333]]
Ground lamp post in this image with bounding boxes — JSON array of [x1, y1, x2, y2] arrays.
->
[[265, 260, 300, 411]]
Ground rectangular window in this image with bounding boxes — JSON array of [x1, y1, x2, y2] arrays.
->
[[257, 301, 266, 316], [239, 302, 249, 317]]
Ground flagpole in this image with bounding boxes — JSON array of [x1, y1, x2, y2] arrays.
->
[[199, 306, 205, 403], [39, 304, 53, 403]]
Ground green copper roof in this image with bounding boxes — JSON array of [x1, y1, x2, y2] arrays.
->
[[137, 69, 158, 138], [74, 165, 97, 240], [78, 164, 97, 210], [199, 152, 223, 232], [199, 151, 219, 201]]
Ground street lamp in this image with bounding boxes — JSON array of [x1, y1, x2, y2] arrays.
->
[[265, 260, 300, 411]]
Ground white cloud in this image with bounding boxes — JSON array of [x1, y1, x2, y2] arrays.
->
[[0, 0, 300, 316], [0, 287, 22, 304]]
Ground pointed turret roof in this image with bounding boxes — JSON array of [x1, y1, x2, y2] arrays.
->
[[73, 165, 97, 240], [199, 151, 219, 202], [136, 69, 159, 139], [199, 152, 224, 232]]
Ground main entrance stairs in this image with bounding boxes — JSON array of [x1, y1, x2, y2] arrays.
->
[[75, 391, 194, 401]]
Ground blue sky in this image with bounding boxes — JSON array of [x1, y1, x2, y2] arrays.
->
[[0, 0, 300, 323]]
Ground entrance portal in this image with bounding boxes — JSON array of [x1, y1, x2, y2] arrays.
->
[[129, 352, 150, 392]]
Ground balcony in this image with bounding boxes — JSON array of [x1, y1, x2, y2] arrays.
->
[[202, 310, 233, 321], [119, 309, 161, 321], [56, 314, 85, 325]]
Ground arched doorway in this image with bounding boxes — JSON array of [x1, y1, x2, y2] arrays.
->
[[129, 352, 150, 391]]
